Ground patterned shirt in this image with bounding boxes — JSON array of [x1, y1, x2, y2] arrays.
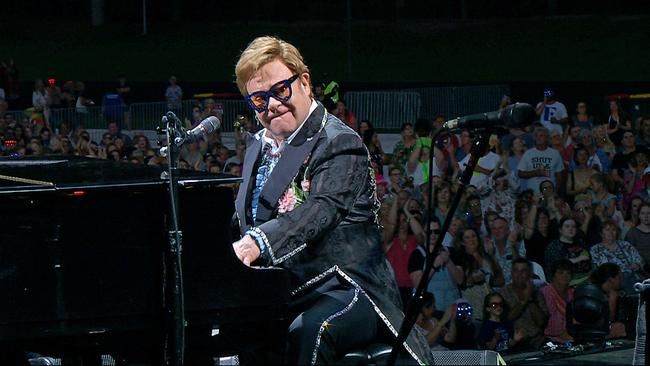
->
[[589, 240, 645, 273], [251, 143, 281, 222], [392, 139, 415, 168], [493, 240, 527, 285]]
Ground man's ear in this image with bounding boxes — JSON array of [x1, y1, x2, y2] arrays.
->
[[301, 73, 312, 95]]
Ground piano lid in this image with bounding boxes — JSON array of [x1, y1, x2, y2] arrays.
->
[[0, 155, 241, 193]]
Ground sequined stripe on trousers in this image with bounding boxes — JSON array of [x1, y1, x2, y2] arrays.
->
[[292, 265, 425, 365], [309, 287, 360, 365]]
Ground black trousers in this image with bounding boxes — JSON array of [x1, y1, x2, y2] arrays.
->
[[287, 278, 380, 365]]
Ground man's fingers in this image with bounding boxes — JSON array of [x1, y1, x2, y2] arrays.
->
[[234, 245, 251, 266], [232, 236, 261, 267]]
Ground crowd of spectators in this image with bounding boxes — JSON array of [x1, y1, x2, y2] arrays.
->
[[0, 106, 248, 179], [363, 88, 649, 355], [1, 79, 648, 356], [0, 72, 250, 177]]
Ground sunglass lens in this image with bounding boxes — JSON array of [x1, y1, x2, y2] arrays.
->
[[271, 81, 292, 100], [249, 92, 268, 111]]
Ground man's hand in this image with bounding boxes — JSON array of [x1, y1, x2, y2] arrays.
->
[[232, 235, 261, 266]]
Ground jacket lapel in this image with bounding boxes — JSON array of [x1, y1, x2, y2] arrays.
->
[[235, 135, 262, 234], [254, 103, 326, 224]]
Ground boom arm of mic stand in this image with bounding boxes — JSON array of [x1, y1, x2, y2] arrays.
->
[[387, 128, 493, 366]]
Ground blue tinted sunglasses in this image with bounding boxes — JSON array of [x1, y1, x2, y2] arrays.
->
[[245, 74, 299, 113]]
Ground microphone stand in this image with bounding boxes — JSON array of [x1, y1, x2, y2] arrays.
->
[[387, 127, 493, 365], [645, 287, 650, 365], [635, 280, 650, 364], [158, 111, 186, 366]]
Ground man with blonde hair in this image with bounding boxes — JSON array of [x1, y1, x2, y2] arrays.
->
[[231, 36, 430, 364]]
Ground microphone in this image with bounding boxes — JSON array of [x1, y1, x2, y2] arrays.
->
[[174, 116, 221, 146], [443, 102, 535, 131], [160, 116, 221, 157]]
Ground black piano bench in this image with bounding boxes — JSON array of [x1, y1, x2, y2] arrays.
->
[[339, 343, 393, 365]]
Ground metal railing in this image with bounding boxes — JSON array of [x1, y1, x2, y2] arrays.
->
[[2, 110, 25, 124], [23, 99, 252, 133], [48, 105, 105, 131], [343, 85, 511, 130], [128, 100, 200, 130], [346, 91, 422, 130], [405, 84, 511, 120], [201, 100, 250, 133], [129, 99, 249, 132], [8, 85, 509, 134]]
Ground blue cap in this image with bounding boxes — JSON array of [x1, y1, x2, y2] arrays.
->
[[543, 88, 554, 97]]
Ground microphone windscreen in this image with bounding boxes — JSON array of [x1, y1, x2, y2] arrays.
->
[[202, 116, 221, 133], [505, 103, 535, 128]]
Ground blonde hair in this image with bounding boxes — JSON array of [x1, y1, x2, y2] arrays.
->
[[590, 171, 614, 193], [592, 125, 615, 154], [235, 36, 310, 96]]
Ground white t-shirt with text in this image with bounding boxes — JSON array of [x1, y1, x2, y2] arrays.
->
[[517, 146, 564, 193], [536, 101, 568, 134]]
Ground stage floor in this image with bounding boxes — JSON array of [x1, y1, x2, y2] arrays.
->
[[503, 339, 636, 365]]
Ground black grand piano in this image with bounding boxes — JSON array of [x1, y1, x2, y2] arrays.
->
[[0, 156, 290, 365]]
